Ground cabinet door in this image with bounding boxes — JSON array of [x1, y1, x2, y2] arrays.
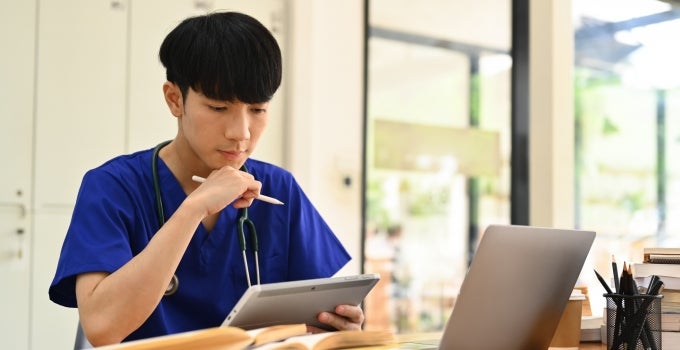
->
[[127, 0, 287, 167], [0, 1, 36, 348], [32, 0, 129, 348], [127, 0, 206, 152], [34, 0, 128, 205]]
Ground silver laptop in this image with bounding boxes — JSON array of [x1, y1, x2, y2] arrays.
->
[[411, 224, 595, 350]]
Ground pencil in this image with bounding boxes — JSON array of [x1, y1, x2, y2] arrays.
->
[[612, 255, 620, 293], [191, 175, 285, 205], [627, 264, 636, 294], [621, 262, 630, 295], [594, 269, 613, 294]]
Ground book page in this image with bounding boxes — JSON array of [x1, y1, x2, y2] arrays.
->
[[254, 330, 395, 350], [95, 327, 253, 350], [247, 324, 308, 345]]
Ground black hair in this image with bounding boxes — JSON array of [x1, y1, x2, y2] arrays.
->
[[159, 12, 282, 103]]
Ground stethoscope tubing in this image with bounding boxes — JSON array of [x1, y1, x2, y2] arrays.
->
[[151, 141, 261, 296]]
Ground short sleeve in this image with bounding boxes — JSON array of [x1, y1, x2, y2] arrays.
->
[[49, 169, 143, 307]]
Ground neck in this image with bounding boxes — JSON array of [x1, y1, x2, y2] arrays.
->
[[158, 140, 210, 193]]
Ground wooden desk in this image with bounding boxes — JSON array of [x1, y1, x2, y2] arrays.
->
[[393, 333, 604, 349]]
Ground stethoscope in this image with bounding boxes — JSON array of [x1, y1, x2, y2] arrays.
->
[[151, 141, 261, 296]]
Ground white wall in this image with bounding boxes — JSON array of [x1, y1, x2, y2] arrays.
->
[[288, 0, 365, 275]]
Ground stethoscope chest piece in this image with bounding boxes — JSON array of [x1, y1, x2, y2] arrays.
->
[[165, 274, 179, 296]]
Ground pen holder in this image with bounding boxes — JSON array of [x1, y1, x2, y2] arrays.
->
[[604, 293, 663, 350]]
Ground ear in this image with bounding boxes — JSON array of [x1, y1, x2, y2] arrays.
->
[[163, 82, 183, 118]]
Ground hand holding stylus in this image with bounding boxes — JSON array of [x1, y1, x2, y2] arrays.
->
[[192, 175, 284, 205]]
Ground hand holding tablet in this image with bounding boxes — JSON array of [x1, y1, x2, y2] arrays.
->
[[221, 274, 380, 331]]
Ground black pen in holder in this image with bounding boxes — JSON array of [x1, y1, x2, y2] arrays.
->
[[604, 293, 663, 350]]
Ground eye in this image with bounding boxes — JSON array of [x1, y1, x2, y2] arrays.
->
[[209, 105, 227, 112], [250, 104, 268, 114]]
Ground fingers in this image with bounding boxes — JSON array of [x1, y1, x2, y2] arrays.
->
[[231, 196, 256, 209], [317, 305, 364, 331], [189, 166, 262, 215], [207, 166, 260, 192], [209, 165, 256, 182], [211, 168, 261, 206]]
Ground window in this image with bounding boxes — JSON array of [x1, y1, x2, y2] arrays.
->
[[363, 0, 512, 333], [574, 0, 680, 314]]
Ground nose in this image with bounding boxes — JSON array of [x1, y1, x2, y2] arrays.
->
[[224, 104, 250, 141]]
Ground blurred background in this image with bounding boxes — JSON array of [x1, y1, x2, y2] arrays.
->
[[362, 0, 680, 334], [3, 0, 680, 348]]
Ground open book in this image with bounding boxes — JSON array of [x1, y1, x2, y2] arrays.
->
[[253, 329, 395, 350], [93, 324, 395, 350], [95, 324, 308, 350]]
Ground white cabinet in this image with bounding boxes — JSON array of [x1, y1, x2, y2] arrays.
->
[[127, 0, 195, 151], [0, 1, 287, 349], [34, 0, 129, 205], [0, 1, 36, 349], [32, 1, 129, 348]]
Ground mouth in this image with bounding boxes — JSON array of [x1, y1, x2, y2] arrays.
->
[[218, 149, 246, 161]]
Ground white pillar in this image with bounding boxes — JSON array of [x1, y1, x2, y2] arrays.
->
[[529, 0, 575, 228]]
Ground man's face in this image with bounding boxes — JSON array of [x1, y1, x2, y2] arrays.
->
[[176, 87, 269, 171]]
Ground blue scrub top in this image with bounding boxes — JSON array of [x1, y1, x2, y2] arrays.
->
[[49, 146, 351, 342]]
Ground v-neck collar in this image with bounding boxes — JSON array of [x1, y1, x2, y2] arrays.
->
[[154, 156, 239, 265]]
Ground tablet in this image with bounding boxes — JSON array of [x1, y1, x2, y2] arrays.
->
[[221, 273, 381, 330]]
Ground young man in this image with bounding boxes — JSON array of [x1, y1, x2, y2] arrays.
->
[[49, 12, 363, 346]]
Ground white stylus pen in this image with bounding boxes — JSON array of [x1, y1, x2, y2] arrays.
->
[[191, 175, 285, 205]]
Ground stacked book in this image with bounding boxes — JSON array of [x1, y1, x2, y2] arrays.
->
[[632, 247, 680, 349]]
